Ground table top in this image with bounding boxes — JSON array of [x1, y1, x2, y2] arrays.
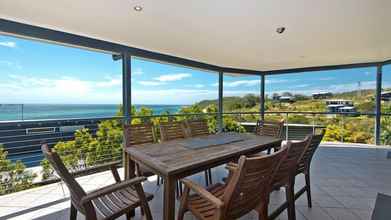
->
[[125, 132, 281, 177]]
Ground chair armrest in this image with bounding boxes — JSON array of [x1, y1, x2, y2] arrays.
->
[[181, 179, 224, 208], [110, 163, 121, 183], [81, 176, 147, 205], [225, 162, 238, 172]]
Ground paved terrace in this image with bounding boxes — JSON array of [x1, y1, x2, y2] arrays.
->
[[0, 143, 390, 220]]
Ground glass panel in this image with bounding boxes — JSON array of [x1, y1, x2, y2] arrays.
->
[[0, 35, 122, 121], [222, 74, 260, 132], [266, 67, 376, 144]]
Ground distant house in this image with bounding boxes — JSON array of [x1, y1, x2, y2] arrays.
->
[[381, 91, 391, 101], [312, 92, 332, 99], [278, 96, 295, 103], [326, 99, 353, 106], [326, 99, 356, 113]]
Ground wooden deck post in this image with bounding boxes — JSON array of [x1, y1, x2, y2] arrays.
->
[[218, 71, 224, 132], [260, 74, 265, 121]]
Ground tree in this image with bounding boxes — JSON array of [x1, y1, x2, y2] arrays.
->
[[243, 94, 258, 108]]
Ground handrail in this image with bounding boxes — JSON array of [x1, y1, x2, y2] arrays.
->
[[1, 111, 389, 126]]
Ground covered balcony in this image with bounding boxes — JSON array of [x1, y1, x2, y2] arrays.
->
[[0, 0, 390, 220]]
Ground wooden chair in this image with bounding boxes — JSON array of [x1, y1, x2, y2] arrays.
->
[[177, 145, 289, 220], [41, 144, 153, 220], [185, 119, 210, 137], [159, 121, 187, 141], [295, 130, 325, 208], [255, 119, 284, 153], [185, 119, 213, 186], [124, 123, 156, 178], [159, 121, 188, 196], [269, 136, 312, 220]]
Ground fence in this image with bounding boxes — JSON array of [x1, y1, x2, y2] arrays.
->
[[0, 111, 389, 195]]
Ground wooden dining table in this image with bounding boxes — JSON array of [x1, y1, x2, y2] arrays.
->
[[125, 132, 282, 220]]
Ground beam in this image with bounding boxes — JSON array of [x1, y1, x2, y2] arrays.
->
[[2, 18, 388, 77], [218, 72, 224, 132], [375, 64, 382, 145], [0, 18, 261, 75], [265, 62, 381, 75], [383, 59, 391, 65], [260, 74, 265, 120]]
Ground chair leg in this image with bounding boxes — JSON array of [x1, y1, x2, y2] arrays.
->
[[178, 186, 190, 220], [126, 212, 131, 220], [285, 183, 296, 220], [176, 181, 183, 198], [208, 168, 213, 185], [305, 172, 312, 208], [70, 203, 77, 220], [204, 170, 210, 186], [157, 176, 161, 186], [256, 201, 269, 220]]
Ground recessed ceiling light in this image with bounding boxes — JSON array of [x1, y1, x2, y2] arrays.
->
[[134, 5, 143, 12], [276, 27, 286, 34]]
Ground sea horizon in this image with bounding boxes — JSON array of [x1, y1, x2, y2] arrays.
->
[[0, 103, 188, 121]]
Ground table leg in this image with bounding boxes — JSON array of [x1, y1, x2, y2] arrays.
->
[[125, 153, 136, 179], [163, 176, 176, 220]]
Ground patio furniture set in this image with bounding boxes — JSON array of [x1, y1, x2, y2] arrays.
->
[[42, 119, 324, 220]]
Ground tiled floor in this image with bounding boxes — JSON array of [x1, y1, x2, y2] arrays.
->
[[0, 143, 390, 220]]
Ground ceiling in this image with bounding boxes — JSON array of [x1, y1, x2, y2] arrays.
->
[[0, 0, 390, 71]]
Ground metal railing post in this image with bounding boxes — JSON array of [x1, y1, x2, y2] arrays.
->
[[260, 74, 265, 121], [375, 64, 382, 145], [218, 71, 224, 132], [285, 112, 289, 141]]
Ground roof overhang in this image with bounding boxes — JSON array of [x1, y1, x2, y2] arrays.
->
[[0, 0, 390, 74]]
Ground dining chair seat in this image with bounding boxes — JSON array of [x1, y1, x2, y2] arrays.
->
[[90, 186, 154, 220]]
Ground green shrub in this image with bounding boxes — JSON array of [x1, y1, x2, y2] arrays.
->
[[0, 145, 36, 195]]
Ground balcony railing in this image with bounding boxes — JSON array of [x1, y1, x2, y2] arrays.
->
[[0, 111, 389, 195]]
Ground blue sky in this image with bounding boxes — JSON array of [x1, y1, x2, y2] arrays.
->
[[0, 35, 390, 105]]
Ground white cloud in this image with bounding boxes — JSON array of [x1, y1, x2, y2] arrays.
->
[[225, 80, 259, 87], [0, 74, 121, 104], [319, 77, 335, 81], [0, 41, 16, 48], [96, 76, 121, 87], [211, 83, 218, 87], [138, 81, 165, 86], [132, 68, 143, 76], [194, 84, 205, 88], [0, 60, 22, 69], [293, 84, 310, 88], [154, 73, 191, 82], [132, 89, 217, 105]]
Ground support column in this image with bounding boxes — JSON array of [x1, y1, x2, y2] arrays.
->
[[122, 53, 132, 178], [375, 64, 382, 145], [260, 74, 265, 121], [218, 71, 224, 132]]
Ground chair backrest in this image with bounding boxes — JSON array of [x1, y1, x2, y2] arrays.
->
[[272, 136, 312, 188], [124, 123, 156, 146], [41, 144, 86, 212], [222, 146, 289, 219], [185, 119, 209, 137], [159, 121, 187, 141], [255, 119, 284, 138], [297, 130, 325, 174]]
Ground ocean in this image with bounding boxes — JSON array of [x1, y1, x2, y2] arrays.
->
[[0, 104, 184, 121]]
